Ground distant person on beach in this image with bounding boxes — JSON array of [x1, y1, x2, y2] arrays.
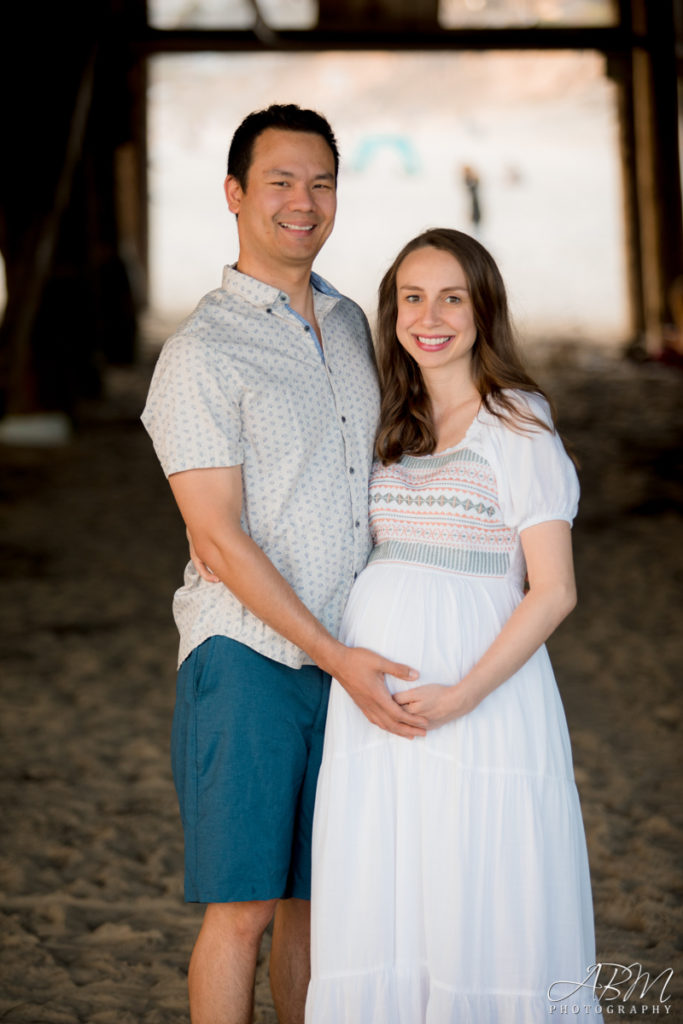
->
[[141, 104, 426, 1024], [305, 229, 597, 1022], [462, 164, 482, 230]]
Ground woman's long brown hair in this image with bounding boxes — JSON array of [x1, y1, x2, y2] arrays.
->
[[375, 228, 560, 464]]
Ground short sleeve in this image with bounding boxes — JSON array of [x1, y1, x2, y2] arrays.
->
[[492, 394, 579, 532], [141, 332, 243, 478]]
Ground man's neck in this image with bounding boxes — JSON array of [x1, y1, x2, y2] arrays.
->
[[235, 255, 315, 321]]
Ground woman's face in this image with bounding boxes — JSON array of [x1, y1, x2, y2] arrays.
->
[[395, 246, 477, 375]]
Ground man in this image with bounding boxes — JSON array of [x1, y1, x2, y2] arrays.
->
[[142, 104, 426, 1024]]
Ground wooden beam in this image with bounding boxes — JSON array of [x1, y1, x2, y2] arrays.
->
[[627, 0, 683, 353], [318, 0, 440, 31], [132, 24, 637, 55]]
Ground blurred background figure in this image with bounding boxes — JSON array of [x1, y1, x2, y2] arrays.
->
[[462, 164, 482, 232]]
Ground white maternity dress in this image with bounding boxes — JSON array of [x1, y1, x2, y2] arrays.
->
[[306, 393, 597, 1024]]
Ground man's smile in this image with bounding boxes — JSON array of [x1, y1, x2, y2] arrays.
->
[[279, 221, 315, 233]]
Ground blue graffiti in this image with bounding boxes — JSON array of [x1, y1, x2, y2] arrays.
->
[[352, 135, 421, 175]]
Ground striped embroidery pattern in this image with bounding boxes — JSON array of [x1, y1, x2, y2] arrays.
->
[[368, 446, 515, 578], [367, 542, 511, 577]]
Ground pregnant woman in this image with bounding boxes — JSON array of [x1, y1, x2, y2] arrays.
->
[[306, 228, 597, 1023]]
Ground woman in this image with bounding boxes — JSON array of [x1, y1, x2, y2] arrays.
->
[[306, 229, 597, 1022]]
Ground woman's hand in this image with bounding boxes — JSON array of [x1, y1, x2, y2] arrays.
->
[[393, 683, 477, 730], [187, 528, 220, 582]]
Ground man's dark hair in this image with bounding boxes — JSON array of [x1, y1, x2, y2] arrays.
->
[[227, 104, 339, 189]]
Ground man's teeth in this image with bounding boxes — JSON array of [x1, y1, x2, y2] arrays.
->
[[281, 223, 314, 231]]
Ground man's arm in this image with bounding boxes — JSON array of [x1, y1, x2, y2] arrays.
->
[[169, 465, 426, 739]]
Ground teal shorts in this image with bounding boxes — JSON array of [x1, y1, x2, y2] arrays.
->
[[171, 636, 331, 904]]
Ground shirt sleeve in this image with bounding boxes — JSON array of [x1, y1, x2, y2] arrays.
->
[[493, 393, 580, 532], [141, 332, 243, 477]]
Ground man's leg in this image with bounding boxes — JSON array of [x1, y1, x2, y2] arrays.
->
[[269, 669, 330, 1024], [188, 899, 277, 1024], [269, 897, 311, 1024]]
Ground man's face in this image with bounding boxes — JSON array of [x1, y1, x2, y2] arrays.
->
[[225, 128, 337, 279]]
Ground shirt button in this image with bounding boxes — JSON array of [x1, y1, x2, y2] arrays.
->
[[349, 467, 355, 474], [304, 325, 310, 331], [266, 307, 272, 313], [355, 520, 360, 528], [341, 416, 346, 423], [353, 572, 358, 580]]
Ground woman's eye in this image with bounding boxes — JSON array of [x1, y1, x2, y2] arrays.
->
[[445, 295, 461, 304], [405, 295, 421, 303]]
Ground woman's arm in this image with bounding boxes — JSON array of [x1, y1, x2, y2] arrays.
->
[[394, 519, 577, 729]]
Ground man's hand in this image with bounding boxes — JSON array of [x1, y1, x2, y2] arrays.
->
[[330, 646, 427, 739]]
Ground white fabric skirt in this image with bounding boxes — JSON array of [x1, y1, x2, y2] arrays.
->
[[306, 562, 597, 1023]]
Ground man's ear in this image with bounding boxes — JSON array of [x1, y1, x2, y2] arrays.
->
[[224, 175, 243, 214]]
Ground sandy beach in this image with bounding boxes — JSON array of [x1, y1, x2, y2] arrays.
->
[[0, 344, 681, 1022]]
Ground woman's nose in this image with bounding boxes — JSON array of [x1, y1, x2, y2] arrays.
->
[[420, 301, 442, 326]]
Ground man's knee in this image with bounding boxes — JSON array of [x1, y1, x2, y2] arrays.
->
[[274, 897, 311, 931], [203, 899, 279, 946]]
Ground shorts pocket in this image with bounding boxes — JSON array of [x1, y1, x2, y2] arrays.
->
[[193, 637, 220, 699]]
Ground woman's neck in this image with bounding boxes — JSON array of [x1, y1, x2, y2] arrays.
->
[[423, 363, 481, 451]]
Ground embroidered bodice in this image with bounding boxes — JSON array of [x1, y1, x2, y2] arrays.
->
[[368, 446, 516, 578], [366, 393, 580, 584]]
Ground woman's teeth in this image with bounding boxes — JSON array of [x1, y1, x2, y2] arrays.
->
[[416, 336, 452, 350]]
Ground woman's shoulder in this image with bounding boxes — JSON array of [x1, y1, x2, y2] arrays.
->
[[479, 391, 579, 528], [477, 389, 554, 439], [494, 387, 552, 421]]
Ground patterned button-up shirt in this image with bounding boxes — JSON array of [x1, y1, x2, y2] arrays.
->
[[142, 266, 380, 668]]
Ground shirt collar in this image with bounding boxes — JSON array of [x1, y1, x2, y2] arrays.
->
[[310, 271, 342, 299], [221, 264, 342, 309]]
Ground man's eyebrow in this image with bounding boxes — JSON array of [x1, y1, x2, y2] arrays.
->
[[263, 168, 335, 181]]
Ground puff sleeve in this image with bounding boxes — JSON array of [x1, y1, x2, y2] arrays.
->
[[141, 331, 244, 477], [491, 393, 579, 533]]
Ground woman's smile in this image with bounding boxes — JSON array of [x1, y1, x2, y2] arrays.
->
[[414, 334, 454, 352]]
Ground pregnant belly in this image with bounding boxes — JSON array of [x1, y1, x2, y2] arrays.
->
[[340, 561, 521, 690]]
